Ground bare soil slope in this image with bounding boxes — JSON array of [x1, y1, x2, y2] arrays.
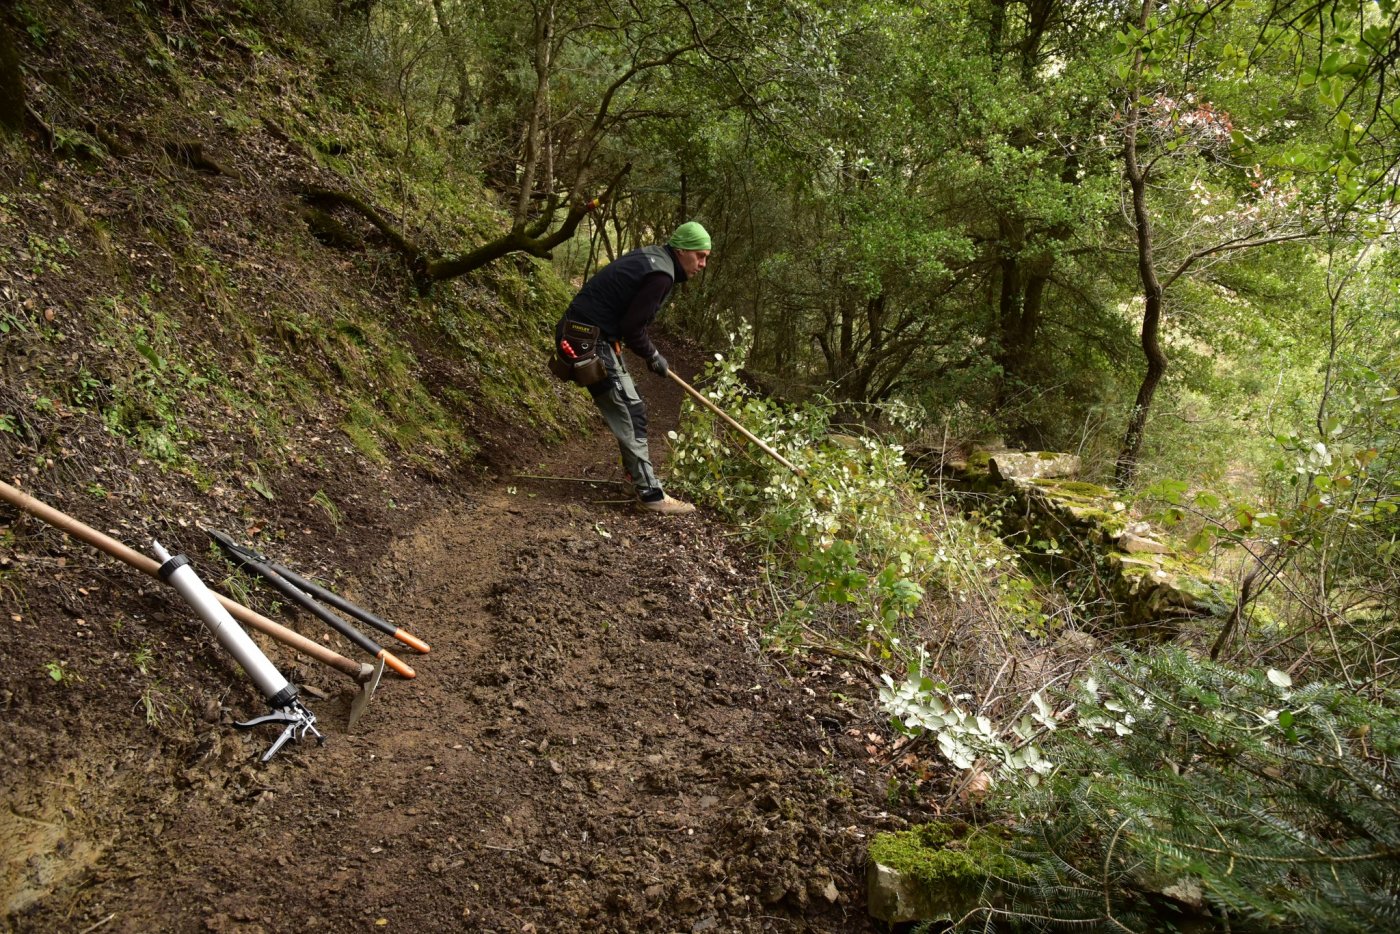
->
[[3, 356, 909, 933]]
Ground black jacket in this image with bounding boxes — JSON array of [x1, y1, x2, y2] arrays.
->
[[565, 245, 688, 359]]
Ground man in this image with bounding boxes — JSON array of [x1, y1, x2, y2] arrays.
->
[[558, 221, 711, 515]]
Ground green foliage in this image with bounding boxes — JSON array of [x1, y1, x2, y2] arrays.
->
[[1139, 239, 1398, 671], [22, 232, 74, 275], [670, 335, 1046, 664], [881, 659, 1059, 780], [990, 648, 1400, 932], [137, 680, 185, 729], [308, 488, 341, 531], [670, 342, 930, 659], [87, 292, 203, 469], [869, 822, 1033, 888]]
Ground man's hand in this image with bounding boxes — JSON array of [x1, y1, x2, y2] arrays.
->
[[648, 351, 670, 377]]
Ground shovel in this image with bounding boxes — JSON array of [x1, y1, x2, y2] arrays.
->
[[666, 370, 804, 476]]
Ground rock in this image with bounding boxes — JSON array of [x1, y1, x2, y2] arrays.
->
[[867, 824, 1030, 923], [760, 878, 789, 904], [987, 451, 1080, 482], [868, 862, 940, 923], [1053, 630, 1099, 657], [807, 875, 839, 903], [1119, 532, 1171, 554], [1161, 876, 1205, 909]]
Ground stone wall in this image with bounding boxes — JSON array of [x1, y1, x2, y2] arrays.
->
[[922, 448, 1226, 635]]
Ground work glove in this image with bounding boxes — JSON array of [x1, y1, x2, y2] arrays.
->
[[648, 351, 670, 377]]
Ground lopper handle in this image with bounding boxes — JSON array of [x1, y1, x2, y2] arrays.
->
[[268, 560, 430, 654], [393, 630, 431, 654], [211, 531, 395, 667]]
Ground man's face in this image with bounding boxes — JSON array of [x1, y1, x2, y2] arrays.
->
[[676, 248, 709, 278]]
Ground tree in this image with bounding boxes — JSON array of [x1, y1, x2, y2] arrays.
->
[[309, 0, 751, 288], [664, 0, 1155, 444], [1111, 1, 1325, 486]]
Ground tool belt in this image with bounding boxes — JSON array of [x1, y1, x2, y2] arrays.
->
[[549, 319, 607, 387]]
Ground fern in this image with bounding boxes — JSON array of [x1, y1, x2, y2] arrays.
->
[[982, 647, 1400, 932]]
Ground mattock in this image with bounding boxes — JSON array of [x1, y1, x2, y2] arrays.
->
[[348, 654, 386, 732]]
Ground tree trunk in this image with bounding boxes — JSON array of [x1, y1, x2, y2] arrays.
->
[[995, 250, 1023, 400], [1114, 0, 1168, 488], [993, 237, 1050, 405], [335, 0, 375, 22], [430, 0, 477, 126], [0, 15, 24, 137], [987, 0, 1005, 59], [515, 2, 555, 230]]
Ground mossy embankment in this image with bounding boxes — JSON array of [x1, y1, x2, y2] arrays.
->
[[3, 0, 597, 869], [2, 0, 590, 505], [928, 449, 1226, 636]]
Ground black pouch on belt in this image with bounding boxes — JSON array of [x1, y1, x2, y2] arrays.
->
[[551, 319, 607, 386]]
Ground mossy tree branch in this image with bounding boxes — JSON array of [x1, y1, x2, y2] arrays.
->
[[300, 186, 426, 264], [299, 162, 630, 290]]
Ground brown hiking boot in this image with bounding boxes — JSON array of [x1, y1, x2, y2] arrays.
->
[[638, 493, 696, 515]]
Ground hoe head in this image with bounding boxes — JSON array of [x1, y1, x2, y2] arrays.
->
[[348, 655, 386, 731]]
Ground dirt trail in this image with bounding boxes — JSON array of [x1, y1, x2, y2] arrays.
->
[[4, 352, 906, 933]]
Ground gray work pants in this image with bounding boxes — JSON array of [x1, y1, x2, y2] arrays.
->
[[588, 342, 660, 497]]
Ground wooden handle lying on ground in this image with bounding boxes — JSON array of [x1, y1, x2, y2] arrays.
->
[[0, 480, 374, 683]]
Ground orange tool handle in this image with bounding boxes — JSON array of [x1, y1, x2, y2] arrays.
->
[[394, 630, 431, 654], [379, 649, 416, 679]]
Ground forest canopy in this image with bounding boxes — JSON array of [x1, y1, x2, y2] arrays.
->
[[310, 0, 1397, 485]]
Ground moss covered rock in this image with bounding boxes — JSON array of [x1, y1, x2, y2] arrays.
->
[[866, 822, 1031, 923], [926, 450, 1226, 636]]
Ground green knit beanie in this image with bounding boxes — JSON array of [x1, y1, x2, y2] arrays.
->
[[668, 221, 712, 251]]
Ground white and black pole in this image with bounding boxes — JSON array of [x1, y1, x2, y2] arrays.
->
[[153, 539, 322, 761]]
